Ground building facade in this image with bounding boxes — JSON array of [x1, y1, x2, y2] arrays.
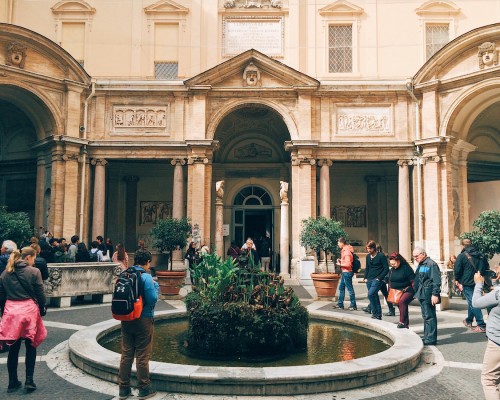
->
[[0, 0, 499, 275]]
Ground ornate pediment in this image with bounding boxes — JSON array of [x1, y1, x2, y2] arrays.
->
[[319, 1, 364, 17], [51, 0, 96, 15], [184, 49, 319, 89], [144, 0, 189, 15], [415, 0, 460, 17]]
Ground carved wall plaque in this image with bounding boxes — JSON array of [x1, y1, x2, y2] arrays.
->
[[234, 142, 272, 158], [140, 201, 172, 225], [113, 106, 169, 133], [331, 205, 367, 228], [222, 16, 284, 57], [336, 106, 392, 135]]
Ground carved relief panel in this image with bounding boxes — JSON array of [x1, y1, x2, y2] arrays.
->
[[335, 105, 393, 136], [331, 205, 366, 228], [112, 106, 170, 136]]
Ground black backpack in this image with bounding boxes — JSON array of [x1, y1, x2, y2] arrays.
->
[[111, 267, 143, 321], [351, 252, 361, 273], [88, 250, 98, 262]]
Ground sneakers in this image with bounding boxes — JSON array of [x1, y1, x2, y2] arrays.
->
[[371, 314, 382, 320], [463, 319, 473, 329], [7, 380, 22, 393], [384, 310, 396, 317], [332, 305, 344, 309], [362, 307, 371, 313], [396, 322, 408, 329], [138, 385, 157, 399], [348, 306, 358, 311], [473, 326, 486, 333], [119, 386, 132, 399], [24, 378, 37, 392]]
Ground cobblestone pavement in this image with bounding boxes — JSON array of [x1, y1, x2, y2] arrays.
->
[[0, 281, 490, 399]]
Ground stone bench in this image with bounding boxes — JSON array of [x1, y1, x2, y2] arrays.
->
[[44, 262, 121, 307]]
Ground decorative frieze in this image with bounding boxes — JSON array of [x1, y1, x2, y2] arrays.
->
[[140, 201, 173, 225], [331, 205, 367, 228], [222, 16, 284, 57], [223, 0, 283, 9], [112, 106, 169, 134], [336, 106, 392, 136]]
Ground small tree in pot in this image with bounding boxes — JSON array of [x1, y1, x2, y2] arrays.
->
[[299, 216, 347, 297], [150, 217, 192, 295]]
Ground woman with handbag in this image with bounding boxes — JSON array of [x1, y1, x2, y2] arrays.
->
[[0, 246, 47, 393], [386, 252, 415, 329]]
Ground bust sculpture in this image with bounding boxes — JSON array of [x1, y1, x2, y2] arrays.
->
[[243, 62, 261, 87], [216, 180, 224, 201], [478, 42, 498, 69], [6, 42, 27, 69], [279, 181, 288, 204]]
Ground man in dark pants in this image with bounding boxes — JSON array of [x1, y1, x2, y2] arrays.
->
[[454, 238, 488, 333], [118, 249, 159, 400], [363, 240, 389, 320], [413, 246, 441, 345]]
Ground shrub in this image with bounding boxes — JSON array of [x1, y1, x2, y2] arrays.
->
[[0, 206, 33, 247], [149, 217, 192, 270], [184, 253, 309, 358], [461, 210, 500, 259]]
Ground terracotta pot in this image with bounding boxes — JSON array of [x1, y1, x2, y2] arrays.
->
[[155, 270, 186, 295], [310, 272, 340, 298]]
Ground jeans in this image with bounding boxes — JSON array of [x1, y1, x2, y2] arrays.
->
[[338, 272, 356, 308], [367, 279, 383, 318], [420, 299, 437, 344], [119, 317, 155, 389], [7, 339, 36, 381], [463, 285, 486, 328]]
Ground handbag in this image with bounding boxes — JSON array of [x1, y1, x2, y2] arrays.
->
[[387, 287, 405, 304]]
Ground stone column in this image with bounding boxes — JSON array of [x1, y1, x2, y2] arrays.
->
[[318, 160, 332, 267], [215, 180, 224, 257], [91, 158, 107, 240], [398, 160, 411, 260], [171, 159, 186, 267], [171, 159, 186, 219], [124, 176, 139, 252], [280, 181, 289, 277], [365, 176, 380, 241], [35, 155, 46, 234], [50, 150, 65, 237], [318, 160, 332, 218]]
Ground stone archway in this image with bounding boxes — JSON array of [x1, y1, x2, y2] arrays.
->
[[212, 103, 291, 269]]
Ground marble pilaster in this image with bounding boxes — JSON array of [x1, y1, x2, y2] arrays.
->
[[35, 155, 46, 233], [397, 160, 411, 260], [171, 159, 186, 266], [91, 158, 107, 240]]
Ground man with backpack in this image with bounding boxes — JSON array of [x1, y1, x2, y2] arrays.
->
[[454, 238, 489, 333], [334, 237, 357, 311], [117, 249, 159, 400]]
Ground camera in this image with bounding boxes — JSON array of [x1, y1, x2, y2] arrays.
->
[[482, 270, 497, 279]]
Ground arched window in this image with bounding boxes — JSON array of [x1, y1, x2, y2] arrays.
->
[[233, 186, 272, 206]]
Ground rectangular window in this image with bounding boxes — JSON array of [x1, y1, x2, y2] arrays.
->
[[61, 22, 85, 63], [426, 24, 449, 60], [154, 23, 179, 79], [329, 25, 352, 73]]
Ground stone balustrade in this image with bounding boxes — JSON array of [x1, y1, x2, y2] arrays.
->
[[45, 262, 121, 307]]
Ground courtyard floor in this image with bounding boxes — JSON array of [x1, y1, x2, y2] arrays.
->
[[0, 280, 490, 399]]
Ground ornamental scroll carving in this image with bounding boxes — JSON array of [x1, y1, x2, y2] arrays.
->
[[337, 107, 392, 135], [331, 205, 366, 228], [113, 106, 168, 130], [44, 267, 62, 295], [140, 201, 173, 225]]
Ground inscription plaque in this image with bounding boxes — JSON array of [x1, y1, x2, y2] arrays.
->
[[336, 106, 392, 135], [223, 16, 284, 57]]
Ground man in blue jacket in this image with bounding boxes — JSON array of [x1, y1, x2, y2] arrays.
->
[[118, 249, 159, 400], [413, 246, 441, 346]]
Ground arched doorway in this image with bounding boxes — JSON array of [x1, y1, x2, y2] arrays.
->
[[0, 100, 37, 221], [212, 104, 291, 263]]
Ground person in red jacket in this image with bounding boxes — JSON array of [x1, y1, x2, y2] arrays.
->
[[333, 237, 357, 310]]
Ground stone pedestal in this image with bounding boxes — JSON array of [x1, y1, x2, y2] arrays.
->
[[299, 259, 315, 285], [280, 201, 289, 276]]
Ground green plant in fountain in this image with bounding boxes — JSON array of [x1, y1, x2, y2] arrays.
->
[[299, 216, 347, 273], [149, 217, 192, 270], [461, 210, 500, 260], [185, 253, 309, 359]]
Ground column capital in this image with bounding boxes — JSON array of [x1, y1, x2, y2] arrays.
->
[[37, 156, 47, 166], [170, 158, 186, 166], [291, 156, 316, 166], [317, 159, 333, 167], [187, 156, 210, 165], [123, 175, 140, 183], [91, 158, 108, 166], [62, 153, 80, 162], [397, 159, 412, 167]]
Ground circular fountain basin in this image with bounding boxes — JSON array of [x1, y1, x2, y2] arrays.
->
[[68, 308, 423, 395]]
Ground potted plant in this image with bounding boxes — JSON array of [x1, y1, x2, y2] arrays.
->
[[150, 217, 192, 296], [299, 216, 347, 298]]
